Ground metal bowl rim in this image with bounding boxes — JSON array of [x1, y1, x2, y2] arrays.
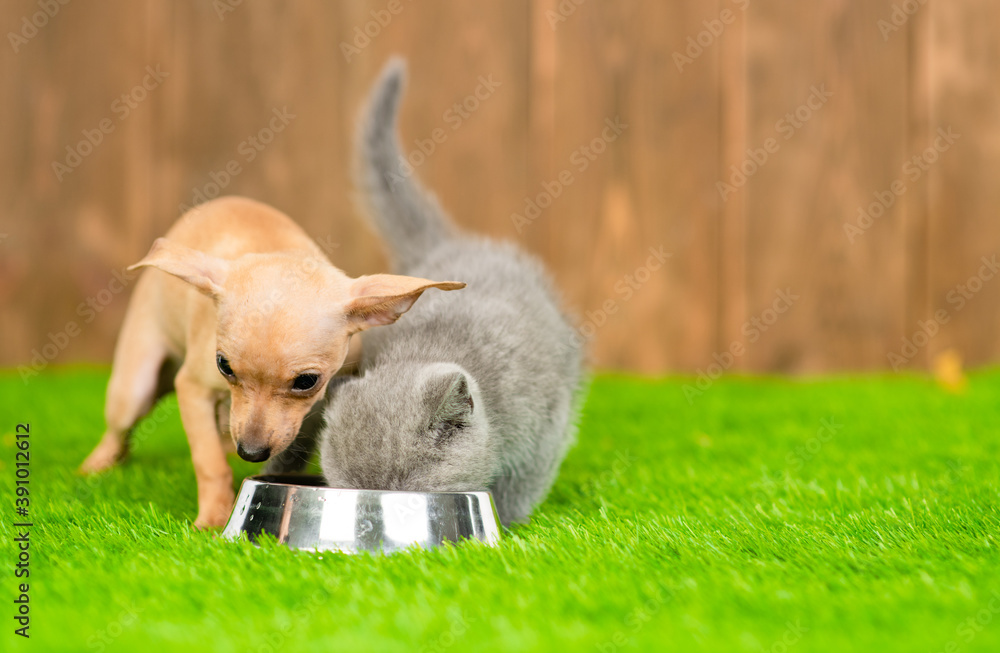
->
[[243, 474, 495, 499]]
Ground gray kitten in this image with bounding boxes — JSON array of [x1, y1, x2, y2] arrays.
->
[[318, 59, 585, 526]]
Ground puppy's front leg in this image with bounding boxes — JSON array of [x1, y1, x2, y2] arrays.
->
[[175, 368, 234, 529]]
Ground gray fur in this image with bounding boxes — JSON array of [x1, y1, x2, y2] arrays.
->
[[320, 59, 585, 526], [354, 59, 455, 271]]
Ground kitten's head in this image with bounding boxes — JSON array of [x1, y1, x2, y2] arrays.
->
[[319, 362, 497, 492]]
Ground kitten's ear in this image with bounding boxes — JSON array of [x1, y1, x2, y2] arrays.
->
[[343, 274, 465, 333], [128, 238, 229, 299], [423, 367, 474, 436]]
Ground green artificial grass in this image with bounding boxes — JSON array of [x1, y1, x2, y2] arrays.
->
[[2, 366, 999, 652]]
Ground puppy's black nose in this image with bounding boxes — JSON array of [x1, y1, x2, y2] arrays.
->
[[236, 442, 271, 462]]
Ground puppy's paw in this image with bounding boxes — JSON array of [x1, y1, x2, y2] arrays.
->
[[192, 513, 229, 530], [78, 438, 127, 474], [193, 491, 235, 529]]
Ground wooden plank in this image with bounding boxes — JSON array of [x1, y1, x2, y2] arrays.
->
[[159, 1, 369, 273], [924, 0, 1000, 369], [741, 0, 912, 372], [537, 0, 723, 372], [718, 0, 749, 369], [0, 0, 158, 368], [337, 0, 530, 248], [902, 3, 932, 371], [2, 0, 997, 375]]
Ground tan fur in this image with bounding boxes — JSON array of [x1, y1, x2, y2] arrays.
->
[[79, 196, 464, 528]]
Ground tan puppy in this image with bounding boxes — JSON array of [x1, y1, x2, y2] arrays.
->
[[80, 196, 464, 528]]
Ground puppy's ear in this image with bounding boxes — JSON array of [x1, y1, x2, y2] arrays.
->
[[343, 274, 465, 333], [128, 238, 229, 299]]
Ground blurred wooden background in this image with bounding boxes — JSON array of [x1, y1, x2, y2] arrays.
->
[[1, 0, 999, 374]]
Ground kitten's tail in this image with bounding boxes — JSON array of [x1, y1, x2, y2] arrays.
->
[[356, 58, 455, 271]]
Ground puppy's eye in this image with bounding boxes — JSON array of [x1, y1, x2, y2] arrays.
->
[[216, 353, 235, 379], [292, 373, 319, 392]]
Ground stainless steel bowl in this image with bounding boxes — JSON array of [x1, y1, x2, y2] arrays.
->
[[221, 475, 502, 554]]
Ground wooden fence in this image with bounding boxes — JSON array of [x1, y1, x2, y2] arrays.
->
[[2, 0, 998, 374]]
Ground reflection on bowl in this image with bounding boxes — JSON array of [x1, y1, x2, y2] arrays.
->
[[221, 475, 502, 554]]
